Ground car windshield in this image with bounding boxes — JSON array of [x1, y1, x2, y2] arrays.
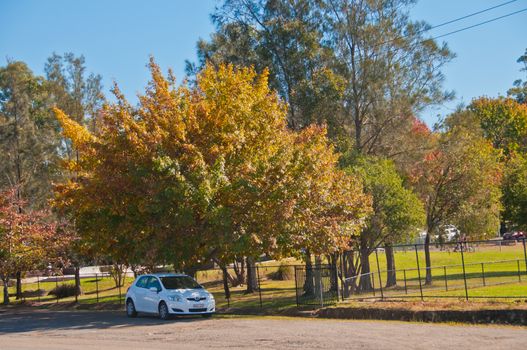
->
[[160, 276, 202, 290]]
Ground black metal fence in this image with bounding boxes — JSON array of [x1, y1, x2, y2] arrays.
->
[[294, 265, 339, 307], [3, 238, 527, 311], [340, 238, 527, 301]]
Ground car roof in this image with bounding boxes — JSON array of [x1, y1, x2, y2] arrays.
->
[[140, 273, 189, 278]]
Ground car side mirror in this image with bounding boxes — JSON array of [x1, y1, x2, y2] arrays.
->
[[149, 287, 159, 293]]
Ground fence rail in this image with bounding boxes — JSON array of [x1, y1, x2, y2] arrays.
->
[[2, 238, 527, 311]]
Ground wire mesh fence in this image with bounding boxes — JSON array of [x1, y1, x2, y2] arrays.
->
[[2, 238, 527, 311], [341, 238, 527, 301]]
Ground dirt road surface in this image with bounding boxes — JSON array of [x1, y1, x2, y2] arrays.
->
[[0, 309, 525, 349]]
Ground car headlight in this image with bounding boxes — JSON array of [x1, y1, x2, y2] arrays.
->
[[208, 293, 215, 300], [167, 295, 182, 302]]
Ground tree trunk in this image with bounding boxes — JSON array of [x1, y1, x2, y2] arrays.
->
[[424, 232, 432, 285], [74, 266, 82, 296], [220, 264, 231, 302], [233, 258, 245, 286], [2, 276, 9, 305], [328, 253, 339, 293], [245, 257, 257, 293], [342, 251, 356, 297], [385, 244, 397, 288], [15, 271, 22, 300], [303, 249, 314, 296], [359, 245, 372, 292]]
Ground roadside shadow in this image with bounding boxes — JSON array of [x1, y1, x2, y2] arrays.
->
[[0, 310, 208, 334]]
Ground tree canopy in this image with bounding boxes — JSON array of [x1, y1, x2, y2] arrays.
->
[[53, 60, 370, 271]]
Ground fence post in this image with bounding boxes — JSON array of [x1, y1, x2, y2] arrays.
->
[[522, 238, 527, 275], [371, 272, 375, 297], [403, 269, 407, 294], [414, 245, 424, 301], [460, 244, 469, 301], [95, 273, 99, 304], [443, 266, 448, 291], [256, 265, 263, 308], [294, 266, 299, 307], [340, 253, 346, 301], [37, 275, 41, 303], [517, 260, 521, 282], [55, 274, 59, 304], [481, 263, 486, 286], [375, 250, 384, 300]]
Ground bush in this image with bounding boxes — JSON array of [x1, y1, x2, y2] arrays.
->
[[48, 284, 80, 299], [269, 264, 294, 281]]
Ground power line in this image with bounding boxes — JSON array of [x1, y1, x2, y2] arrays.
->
[[374, 0, 523, 48], [430, 7, 527, 41], [424, 0, 519, 33]]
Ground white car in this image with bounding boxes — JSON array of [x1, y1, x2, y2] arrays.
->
[[125, 273, 215, 320]]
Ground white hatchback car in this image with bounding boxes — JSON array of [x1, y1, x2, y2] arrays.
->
[[125, 273, 215, 320]]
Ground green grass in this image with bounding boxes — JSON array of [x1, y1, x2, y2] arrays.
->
[[3, 243, 526, 311], [349, 242, 527, 300]]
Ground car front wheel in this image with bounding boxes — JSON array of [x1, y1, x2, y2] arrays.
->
[[126, 299, 137, 318], [158, 302, 169, 320]]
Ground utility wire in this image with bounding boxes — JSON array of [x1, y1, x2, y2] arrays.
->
[[430, 7, 527, 41], [422, 0, 519, 33], [374, 0, 523, 48]]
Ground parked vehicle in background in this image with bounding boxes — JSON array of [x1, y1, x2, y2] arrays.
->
[[503, 231, 525, 241], [125, 273, 215, 320]]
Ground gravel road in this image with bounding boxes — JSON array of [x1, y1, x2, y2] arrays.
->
[[0, 309, 526, 349]]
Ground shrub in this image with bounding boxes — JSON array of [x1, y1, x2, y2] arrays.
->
[[269, 264, 294, 281], [48, 284, 80, 299]]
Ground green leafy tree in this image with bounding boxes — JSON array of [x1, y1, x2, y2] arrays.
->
[[324, 0, 454, 156], [502, 152, 527, 230], [508, 48, 527, 104], [345, 156, 424, 291], [0, 61, 60, 208]]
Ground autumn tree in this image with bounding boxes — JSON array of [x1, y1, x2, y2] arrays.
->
[[194, 0, 347, 141], [54, 60, 370, 292], [0, 187, 59, 304], [411, 123, 502, 284], [469, 97, 527, 157]]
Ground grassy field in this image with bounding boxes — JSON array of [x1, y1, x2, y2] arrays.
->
[[340, 242, 527, 301], [2, 242, 526, 311]]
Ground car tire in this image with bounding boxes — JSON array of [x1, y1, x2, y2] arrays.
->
[[201, 313, 212, 318], [126, 299, 137, 318], [158, 302, 170, 320]]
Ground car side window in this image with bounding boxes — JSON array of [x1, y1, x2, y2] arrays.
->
[[136, 276, 148, 288], [147, 277, 162, 291]]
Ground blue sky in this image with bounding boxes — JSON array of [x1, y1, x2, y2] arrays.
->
[[1, 0, 525, 126]]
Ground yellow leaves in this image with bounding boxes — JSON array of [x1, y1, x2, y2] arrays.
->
[[51, 58, 371, 264], [53, 107, 96, 149]]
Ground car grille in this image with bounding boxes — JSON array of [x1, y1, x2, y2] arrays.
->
[[186, 297, 206, 301], [189, 308, 208, 313]]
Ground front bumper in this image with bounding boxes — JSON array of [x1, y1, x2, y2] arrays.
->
[[168, 300, 215, 314]]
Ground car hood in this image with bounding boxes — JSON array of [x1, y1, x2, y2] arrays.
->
[[167, 289, 210, 299]]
